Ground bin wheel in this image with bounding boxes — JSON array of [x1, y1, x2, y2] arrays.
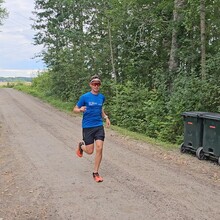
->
[[196, 147, 205, 160], [180, 143, 186, 153]]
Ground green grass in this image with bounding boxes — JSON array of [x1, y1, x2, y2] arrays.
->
[[111, 125, 178, 150], [14, 84, 73, 113], [12, 83, 178, 151]]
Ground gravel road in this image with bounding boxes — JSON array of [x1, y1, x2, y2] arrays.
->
[[0, 88, 220, 220]]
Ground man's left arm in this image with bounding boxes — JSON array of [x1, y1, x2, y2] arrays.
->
[[102, 109, 111, 127]]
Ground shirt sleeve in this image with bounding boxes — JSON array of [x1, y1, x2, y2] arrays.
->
[[76, 95, 85, 108]]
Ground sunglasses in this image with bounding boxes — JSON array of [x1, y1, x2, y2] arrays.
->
[[91, 82, 101, 87]]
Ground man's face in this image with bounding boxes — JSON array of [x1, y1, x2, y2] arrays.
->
[[90, 80, 101, 93]]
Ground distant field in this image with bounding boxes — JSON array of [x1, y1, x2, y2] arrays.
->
[[0, 82, 31, 86], [0, 82, 8, 86]]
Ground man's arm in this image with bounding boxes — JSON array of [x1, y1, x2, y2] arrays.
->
[[102, 109, 111, 127], [73, 105, 86, 113]]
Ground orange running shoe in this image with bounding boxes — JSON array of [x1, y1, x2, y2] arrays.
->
[[76, 142, 84, 157], [93, 172, 103, 182]]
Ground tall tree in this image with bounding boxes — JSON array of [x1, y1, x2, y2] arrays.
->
[[169, 0, 185, 72], [200, 0, 206, 80]]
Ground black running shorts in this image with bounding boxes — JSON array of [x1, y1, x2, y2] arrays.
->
[[82, 125, 105, 145]]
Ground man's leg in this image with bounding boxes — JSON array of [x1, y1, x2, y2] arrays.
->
[[94, 140, 104, 172], [81, 144, 94, 155], [76, 142, 94, 157], [76, 127, 94, 157], [92, 140, 104, 182]]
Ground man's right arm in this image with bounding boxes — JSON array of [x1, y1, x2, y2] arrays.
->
[[73, 105, 86, 113]]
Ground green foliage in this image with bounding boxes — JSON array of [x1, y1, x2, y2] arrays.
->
[[14, 83, 43, 97], [0, 0, 8, 25], [106, 81, 167, 140], [32, 71, 53, 96], [15, 83, 73, 113], [31, 0, 220, 145], [159, 74, 220, 143]]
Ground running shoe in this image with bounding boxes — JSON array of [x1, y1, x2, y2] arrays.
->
[[76, 142, 84, 157], [93, 172, 103, 182]]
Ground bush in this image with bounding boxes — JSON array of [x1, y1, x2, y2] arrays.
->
[[32, 72, 53, 96], [159, 75, 220, 143]]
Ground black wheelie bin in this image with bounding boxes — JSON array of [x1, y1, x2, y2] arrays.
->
[[199, 112, 220, 165], [180, 112, 206, 155]]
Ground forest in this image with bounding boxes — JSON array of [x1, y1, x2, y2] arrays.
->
[[31, 0, 220, 144]]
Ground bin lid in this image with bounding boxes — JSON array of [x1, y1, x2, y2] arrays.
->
[[200, 112, 220, 121], [181, 111, 207, 117]]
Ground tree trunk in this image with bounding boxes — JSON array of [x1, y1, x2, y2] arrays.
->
[[107, 19, 117, 82], [200, 0, 206, 80], [169, 0, 185, 72]]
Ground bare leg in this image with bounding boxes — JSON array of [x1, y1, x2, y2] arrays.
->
[[81, 143, 94, 155], [94, 140, 104, 173]]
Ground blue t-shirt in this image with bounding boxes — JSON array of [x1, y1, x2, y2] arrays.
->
[[76, 92, 105, 128]]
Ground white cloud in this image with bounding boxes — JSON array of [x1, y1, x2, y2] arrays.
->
[[0, 0, 45, 77]]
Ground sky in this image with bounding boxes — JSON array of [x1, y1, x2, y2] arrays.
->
[[0, 0, 45, 77]]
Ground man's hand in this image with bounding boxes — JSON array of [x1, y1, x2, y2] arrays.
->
[[105, 118, 111, 128], [73, 105, 86, 113], [79, 106, 86, 112]]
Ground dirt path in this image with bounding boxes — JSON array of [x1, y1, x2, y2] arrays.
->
[[0, 88, 220, 220]]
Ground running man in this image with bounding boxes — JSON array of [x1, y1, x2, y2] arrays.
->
[[73, 75, 111, 182]]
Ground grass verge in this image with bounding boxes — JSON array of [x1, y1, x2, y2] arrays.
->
[[111, 125, 178, 150], [14, 83, 73, 113]]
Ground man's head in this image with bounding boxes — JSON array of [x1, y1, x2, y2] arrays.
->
[[90, 75, 101, 84], [89, 75, 101, 94]]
